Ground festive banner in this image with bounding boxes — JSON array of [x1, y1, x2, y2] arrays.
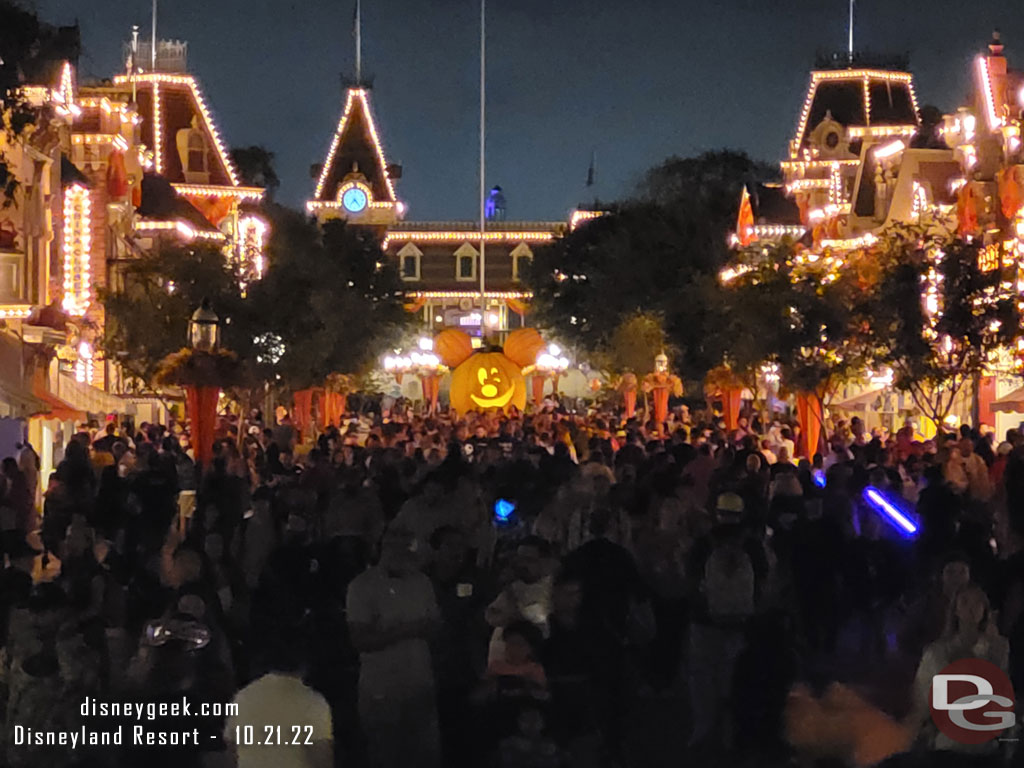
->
[[796, 392, 824, 459], [186, 385, 220, 469], [623, 389, 637, 419], [293, 388, 315, 438], [722, 388, 743, 431]]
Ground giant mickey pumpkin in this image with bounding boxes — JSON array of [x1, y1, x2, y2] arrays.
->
[[437, 328, 542, 413]]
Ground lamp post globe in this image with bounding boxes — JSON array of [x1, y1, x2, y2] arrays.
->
[[189, 299, 220, 351]]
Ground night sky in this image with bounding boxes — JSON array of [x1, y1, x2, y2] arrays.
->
[[34, 0, 1024, 221]]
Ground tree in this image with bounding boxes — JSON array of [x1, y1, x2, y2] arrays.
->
[[248, 209, 408, 390], [100, 241, 252, 391], [229, 145, 280, 200], [529, 150, 775, 383], [634, 149, 779, 232], [725, 240, 871, 405], [864, 227, 1020, 427], [603, 311, 669, 375], [0, 2, 80, 202]]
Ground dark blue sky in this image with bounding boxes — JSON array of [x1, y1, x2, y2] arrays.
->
[[36, 0, 1024, 220]]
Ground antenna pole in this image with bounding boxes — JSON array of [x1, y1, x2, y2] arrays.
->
[[479, 0, 486, 318], [848, 0, 854, 62], [131, 25, 138, 101], [355, 0, 362, 84], [151, 0, 157, 70]]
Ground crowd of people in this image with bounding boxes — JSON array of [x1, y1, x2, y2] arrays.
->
[[0, 400, 1022, 768]]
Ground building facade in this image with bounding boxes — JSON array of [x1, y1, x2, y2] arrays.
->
[[307, 81, 598, 341]]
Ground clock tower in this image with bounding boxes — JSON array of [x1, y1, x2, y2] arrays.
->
[[306, 85, 403, 226]]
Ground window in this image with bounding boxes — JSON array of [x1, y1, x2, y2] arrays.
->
[[187, 132, 207, 173], [510, 242, 533, 282], [454, 242, 478, 281], [397, 243, 422, 281]]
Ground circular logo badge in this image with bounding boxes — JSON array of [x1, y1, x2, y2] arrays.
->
[[930, 658, 1015, 745]]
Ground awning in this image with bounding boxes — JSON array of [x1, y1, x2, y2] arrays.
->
[[992, 386, 1024, 414], [56, 374, 125, 415], [31, 389, 86, 423], [833, 386, 885, 411]]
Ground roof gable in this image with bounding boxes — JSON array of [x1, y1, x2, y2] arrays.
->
[[313, 88, 396, 204], [114, 74, 239, 187], [793, 69, 919, 156]]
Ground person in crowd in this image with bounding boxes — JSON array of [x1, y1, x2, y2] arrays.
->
[[346, 528, 441, 768], [0, 397, 1023, 768]]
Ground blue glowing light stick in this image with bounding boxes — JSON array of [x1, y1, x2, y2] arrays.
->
[[863, 486, 918, 536]]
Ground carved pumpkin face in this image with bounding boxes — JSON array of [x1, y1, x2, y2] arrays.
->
[[450, 352, 526, 413]]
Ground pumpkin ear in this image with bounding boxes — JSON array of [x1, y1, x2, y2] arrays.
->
[[503, 328, 546, 369], [435, 329, 475, 368]]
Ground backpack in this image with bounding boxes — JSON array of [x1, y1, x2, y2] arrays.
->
[[702, 542, 755, 621]]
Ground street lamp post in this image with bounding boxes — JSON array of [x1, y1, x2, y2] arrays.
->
[[533, 343, 569, 406]]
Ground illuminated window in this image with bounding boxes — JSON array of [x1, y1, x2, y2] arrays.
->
[[978, 244, 1000, 272], [397, 242, 422, 281], [454, 242, 478, 281]]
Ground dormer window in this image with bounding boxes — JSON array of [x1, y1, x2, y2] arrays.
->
[[455, 242, 478, 281], [176, 115, 210, 184], [397, 242, 422, 281], [510, 242, 533, 282], [187, 132, 207, 173]]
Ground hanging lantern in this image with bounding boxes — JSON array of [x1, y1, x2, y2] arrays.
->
[[189, 299, 220, 351]]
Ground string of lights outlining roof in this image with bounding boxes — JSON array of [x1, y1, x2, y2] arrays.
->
[[133, 219, 227, 243], [792, 69, 919, 157], [152, 81, 163, 174], [569, 210, 605, 229], [409, 291, 533, 299], [313, 88, 396, 202], [73, 134, 129, 151], [382, 231, 555, 249], [0, 306, 33, 319], [113, 73, 241, 186], [977, 55, 1002, 131], [174, 183, 263, 200]]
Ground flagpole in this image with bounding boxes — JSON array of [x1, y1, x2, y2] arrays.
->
[[479, 0, 486, 319], [355, 0, 362, 84], [151, 0, 157, 70], [847, 0, 854, 62]]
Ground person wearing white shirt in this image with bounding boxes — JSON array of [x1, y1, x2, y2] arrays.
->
[[226, 637, 333, 768]]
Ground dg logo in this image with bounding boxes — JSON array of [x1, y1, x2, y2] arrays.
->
[[930, 658, 1016, 745]]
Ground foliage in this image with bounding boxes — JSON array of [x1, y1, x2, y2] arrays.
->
[[102, 205, 409, 395], [863, 227, 1020, 426], [633, 149, 779, 232], [0, 2, 80, 203], [155, 348, 245, 389], [248, 208, 409, 390], [100, 242, 251, 391], [724, 241, 871, 402], [602, 311, 669, 375], [229, 145, 280, 200], [529, 150, 776, 384]]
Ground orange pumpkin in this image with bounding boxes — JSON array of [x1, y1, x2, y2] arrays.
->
[[435, 329, 475, 368], [503, 327, 545, 368], [450, 351, 526, 413]]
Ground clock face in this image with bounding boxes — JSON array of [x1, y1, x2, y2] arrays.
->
[[342, 186, 368, 213]]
